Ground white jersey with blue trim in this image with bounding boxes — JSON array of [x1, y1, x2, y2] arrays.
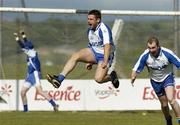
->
[[87, 22, 115, 54], [133, 47, 180, 82]]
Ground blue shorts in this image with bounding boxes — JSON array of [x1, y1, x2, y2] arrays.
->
[[90, 48, 114, 66], [150, 74, 175, 97], [25, 71, 42, 86]]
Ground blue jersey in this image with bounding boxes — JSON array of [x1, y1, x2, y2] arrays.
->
[[18, 39, 41, 74], [87, 22, 115, 55], [133, 47, 180, 82]]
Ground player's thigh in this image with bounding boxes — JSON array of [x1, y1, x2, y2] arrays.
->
[[21, 82, 31, 94], [95, 62, 108, 79], [76, 48, 96, 63], [165, 86, 175, 101]]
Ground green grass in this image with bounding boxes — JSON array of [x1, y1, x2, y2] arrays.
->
[[2, 63, 97, 79], [0, 111, 177, 125], [2, 19, 180, 79]]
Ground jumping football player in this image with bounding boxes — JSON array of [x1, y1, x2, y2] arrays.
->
[[46, 9, 119, 89]]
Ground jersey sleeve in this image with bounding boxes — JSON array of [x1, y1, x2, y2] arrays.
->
[[162, 48, 180, 69], [133, 50, 149, 73], [17, 40, 25, 49], [100, 23, 112, 45]]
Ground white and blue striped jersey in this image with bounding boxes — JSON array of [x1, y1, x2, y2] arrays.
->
[[87, 22, 115, 54], [133, 47, 180, 82], [18, 40, 41, 74]]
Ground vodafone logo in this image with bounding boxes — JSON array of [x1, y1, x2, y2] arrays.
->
[[95, 86, 120, 99]]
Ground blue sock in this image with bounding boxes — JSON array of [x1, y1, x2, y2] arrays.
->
[[165, 115, 172, 125], [177, 118, 180, 124], [57, 74, 65, 82], [49, 99, 56, 107], [23, 104, 28, 112]]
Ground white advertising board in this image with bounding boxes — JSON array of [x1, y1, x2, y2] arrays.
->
[[1, 78, 180, 111], [18, 80, 86, 111]]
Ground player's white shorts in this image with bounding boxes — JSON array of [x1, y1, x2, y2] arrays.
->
[[90, 47, 114, 67]]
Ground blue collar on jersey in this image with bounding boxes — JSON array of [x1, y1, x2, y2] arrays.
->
[[95, 21, 101, 31]]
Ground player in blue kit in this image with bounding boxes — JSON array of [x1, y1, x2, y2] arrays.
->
[[14, 31, 58, 112], [131, 36, 180, 125], [46, 9, 119, 89]]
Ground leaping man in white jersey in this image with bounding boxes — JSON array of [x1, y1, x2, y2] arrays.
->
[[131, 36, 180, 125], [46, 9, 119, 89], [14, 31, 58, 112]]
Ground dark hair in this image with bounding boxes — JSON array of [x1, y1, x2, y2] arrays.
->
[[88, 9, 101, 20], [147, 36, 160, 47]]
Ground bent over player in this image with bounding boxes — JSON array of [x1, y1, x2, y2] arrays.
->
[[131, 36, 180, 125], [14, 31, 58, 112], [46, 9, 119, 89]]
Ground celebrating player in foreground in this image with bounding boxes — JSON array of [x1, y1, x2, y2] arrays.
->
[[14, 31, 58, 112], [131, 36, 180, 125], [46, 9, 119, 89]]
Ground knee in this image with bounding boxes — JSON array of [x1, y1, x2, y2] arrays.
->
[[159, 98, 168, 107], [160, 101, 168, 107], [168, 98, 176, 105], [36, 87, 42, 95], [94, 76, 104, 84], [21, 90, 26, 97]]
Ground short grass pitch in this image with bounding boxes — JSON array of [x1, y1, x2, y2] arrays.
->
[[0, 111, 176, 125]]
